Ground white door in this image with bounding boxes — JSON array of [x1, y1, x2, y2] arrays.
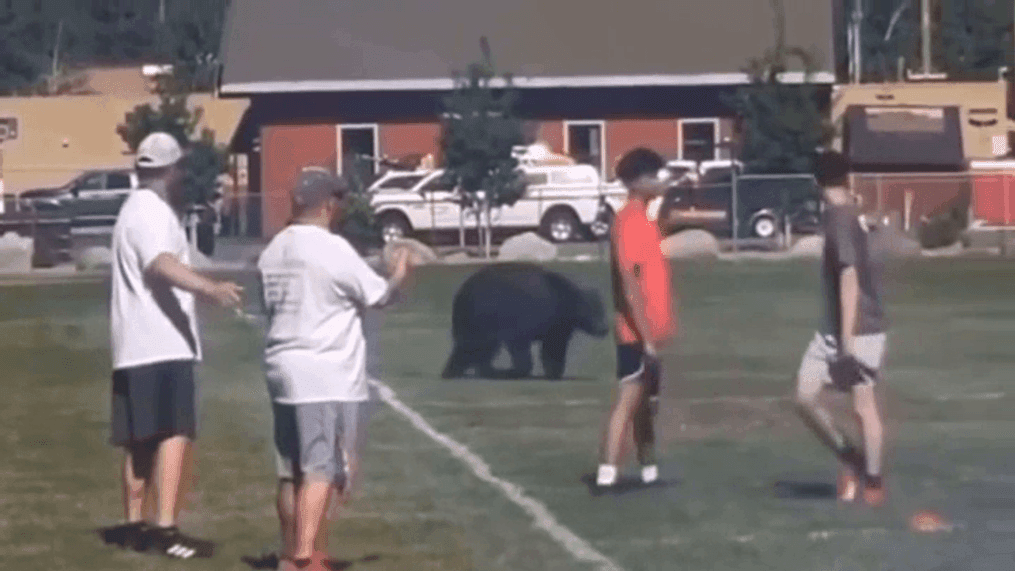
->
[[497, 171, 545, 229]]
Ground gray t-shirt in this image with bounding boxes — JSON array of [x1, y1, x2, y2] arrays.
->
[[820, 204, 887, 337]]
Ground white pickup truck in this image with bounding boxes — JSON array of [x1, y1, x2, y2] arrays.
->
[[368, 163, 628, 243]]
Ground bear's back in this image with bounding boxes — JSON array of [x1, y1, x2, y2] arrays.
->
[[453, 263, 576, 340]]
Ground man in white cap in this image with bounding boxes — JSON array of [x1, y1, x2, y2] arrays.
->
[[99, 132, 244, 559], [258, 167, 413, 571]]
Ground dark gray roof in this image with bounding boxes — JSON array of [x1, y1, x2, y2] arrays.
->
[[844, 105, 966, 171], [220, 0, 836, 94]]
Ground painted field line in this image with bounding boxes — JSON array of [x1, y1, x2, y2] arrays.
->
[[934, 392, 1005, 402], [370, 378, 625, 571], [416, 398, 602, 409]]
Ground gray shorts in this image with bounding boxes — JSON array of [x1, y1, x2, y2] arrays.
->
[[796, 332, 887, 400], [272, 401, 365, 486]]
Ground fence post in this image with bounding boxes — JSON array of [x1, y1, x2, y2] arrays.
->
[[731, 167, 739, 252]]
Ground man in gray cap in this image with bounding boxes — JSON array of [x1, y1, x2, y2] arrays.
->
[[257, 167, 413, 571], [100, 132, 244, 559]]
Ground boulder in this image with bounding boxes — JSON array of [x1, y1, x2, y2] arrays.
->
[[442, 252, 474, 265], [922, 242, 965, 257], [661, 230, 719, 260], [498, 232, 558, 262], [789, 236, 824, 259], [873, 225, 921, 259], [188, 244, 214, 268], [382, 237, 438, 267], [75, 246, 112, 271], [0, 232, 33, 273]]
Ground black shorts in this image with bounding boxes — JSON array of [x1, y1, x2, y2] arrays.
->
[[110, 360, 196, 447], [616, 344, 661, 398]]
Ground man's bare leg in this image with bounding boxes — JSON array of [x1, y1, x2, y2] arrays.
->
[[598, 382, 646, 486], [633, 395, 658, 482], [122, 445, 152, 523], [277, 479, 297, 558], [294, 480, 332, 560], [154, 435, 189, 528], [853, 383, 885, 505]]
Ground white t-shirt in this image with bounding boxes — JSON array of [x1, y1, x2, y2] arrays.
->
[[257, 225, 390, 404], [110, 189, 202, 370]]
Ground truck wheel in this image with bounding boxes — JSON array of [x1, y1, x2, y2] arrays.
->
[[752, 214, 778, 239], [588, 205, 614, 240], [540, 208, 579, 243], [378, 212, 412, 244]]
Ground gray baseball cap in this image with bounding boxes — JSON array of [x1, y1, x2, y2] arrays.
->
[[293, 167, 348, 209]]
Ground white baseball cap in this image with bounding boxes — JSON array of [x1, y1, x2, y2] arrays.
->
[[135, 132, 183, 168]]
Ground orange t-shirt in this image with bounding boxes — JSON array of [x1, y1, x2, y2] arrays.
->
[[610, 199, 676, 345]]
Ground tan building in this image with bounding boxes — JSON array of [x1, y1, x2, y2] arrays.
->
[[831, 80, 1015, 161], [0, 65, 248, 195]]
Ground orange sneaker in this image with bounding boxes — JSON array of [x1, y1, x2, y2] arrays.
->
[[863, 476, 886, 507], [837, 465, 860, 502]]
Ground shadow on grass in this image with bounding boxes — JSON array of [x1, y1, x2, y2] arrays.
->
[[772, 480, 836, 500], [579, 473, 682, 497], [241, 552, 382, 570]]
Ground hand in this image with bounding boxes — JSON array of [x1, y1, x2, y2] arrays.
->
[[206, 281, 244, 309], [829, 353, 866, 392], [644, 342, 658, 358]]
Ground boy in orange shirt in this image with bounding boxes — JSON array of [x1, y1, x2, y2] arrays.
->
[[596, 148, 676, 489]]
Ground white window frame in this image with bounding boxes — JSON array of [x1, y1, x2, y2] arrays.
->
[[336, 123, 380, 175], [563, 120, 607, 176], [678, 118, 721, 161]]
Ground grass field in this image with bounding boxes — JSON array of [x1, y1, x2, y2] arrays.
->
[[3, 258, 1015, 571]]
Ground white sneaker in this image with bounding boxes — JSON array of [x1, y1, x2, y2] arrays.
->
[[641, 465, 659, 484], [596, 465, 617, 487]]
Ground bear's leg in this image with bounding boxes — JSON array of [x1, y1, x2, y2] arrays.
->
[[442, 342, 472, 378], [506, 339, 534, 378], [540, 328, 573, 380], [473, 342, 502, 379]]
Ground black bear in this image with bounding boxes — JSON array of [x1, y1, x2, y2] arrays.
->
[[441, 262, 609, 380]]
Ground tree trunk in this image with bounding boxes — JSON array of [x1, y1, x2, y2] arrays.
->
[[485, 201, 492, 258]]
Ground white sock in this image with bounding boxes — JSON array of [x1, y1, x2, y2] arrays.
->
[[596, 464, 617, 486], [641, 465, 659, 484]]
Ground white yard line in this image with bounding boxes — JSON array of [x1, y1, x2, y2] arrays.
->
[[370, 378, 625, 571], [934, 392, 1005, 402]]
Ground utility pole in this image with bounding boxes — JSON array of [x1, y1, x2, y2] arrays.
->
[[851, 0, 863, 83], [921, 0, 931, 75]]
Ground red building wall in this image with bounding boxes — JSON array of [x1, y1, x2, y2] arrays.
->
[[606, 119, 680, 180], [260, 124, 337, 237], [257, 116, 728, 236], [379, 122, 442, 165]]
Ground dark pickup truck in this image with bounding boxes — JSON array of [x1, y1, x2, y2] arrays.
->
[[657, 165, 822, 239]]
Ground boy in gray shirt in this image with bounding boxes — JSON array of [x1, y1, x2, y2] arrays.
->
[[793, 150, 888, 507]]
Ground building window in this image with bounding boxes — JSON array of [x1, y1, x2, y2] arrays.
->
[[337, 124, 379, 185], [565, 120, 606, 177], [679, 119, 719, 162]]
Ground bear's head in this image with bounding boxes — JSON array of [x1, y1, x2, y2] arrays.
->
[[576, 287, 609, 338]]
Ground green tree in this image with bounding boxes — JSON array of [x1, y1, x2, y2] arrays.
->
[[724, 0, 834, 175], [936, 0, 1014, 80], [439, 37, 525, 255], [115, 73, 226, 207], [335, 155, 382, 254]]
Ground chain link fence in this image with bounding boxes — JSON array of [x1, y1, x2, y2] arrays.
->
[[657, 172, 822, 251]]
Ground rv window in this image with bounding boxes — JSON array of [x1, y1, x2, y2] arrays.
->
[[525, 173, 549, 186]]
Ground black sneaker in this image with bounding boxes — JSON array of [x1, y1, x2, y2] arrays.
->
[[149, 526, 215, 559], [98, 521, 152, 551]]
